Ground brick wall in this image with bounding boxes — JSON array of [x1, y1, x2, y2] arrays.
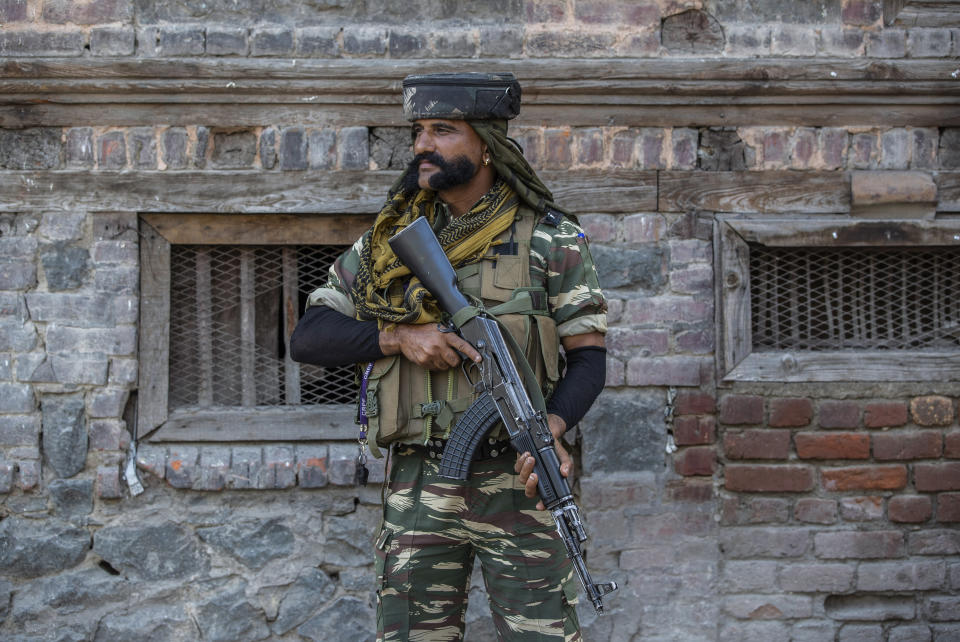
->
[[1, 0, 959, 640], [711, 393, 960, 640]]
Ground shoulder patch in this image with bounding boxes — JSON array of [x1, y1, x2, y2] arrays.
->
[[540, 207, 563, 227]]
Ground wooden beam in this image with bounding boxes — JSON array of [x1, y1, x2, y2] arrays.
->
[[888, 0, 960, 26], [147, 406, 358, 442], [659, 171, 851, 214], [724, 351, 960, 383], [0, 169, 656, 215], [723, 216, 960, 246], [4, 102, 958, 128], [141, 213, 377, 245], [137, 219, 171, 439], [2, 57, 957, 127], [938, 172, 960, 213], [3, 57, 956, 84]]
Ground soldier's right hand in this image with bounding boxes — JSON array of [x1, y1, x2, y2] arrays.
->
[[379, 323, 481, 371]]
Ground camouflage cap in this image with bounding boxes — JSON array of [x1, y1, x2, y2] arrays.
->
[[402, 72, 521, 121]]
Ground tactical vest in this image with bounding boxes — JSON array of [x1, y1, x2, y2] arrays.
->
[[362, 206, 561, 457]]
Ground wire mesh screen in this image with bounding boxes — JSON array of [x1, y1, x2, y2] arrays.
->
[[168, 245, 356, 410], [750, 245, 960, 352]]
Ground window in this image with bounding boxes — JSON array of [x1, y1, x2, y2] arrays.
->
[[716, 216, 960, 382], [137, 213, 373, 442]]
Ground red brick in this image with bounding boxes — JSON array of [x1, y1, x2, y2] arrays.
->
[[818, 401, 860, 429], [821, 465, 907, 491], [873, 430, 943, 460], [675, 390, 716, 416], [719, 395, 764, 425], [610, 130, 636, 168], [842, 0, 882, 25], [795, 432, 870, 460], [674, 446, 716, 476], [665, 478, 714, 503], [864, 402, 909, 428], [574, 128, 603, 166], [627, 356, 703, 386], [769, 398, 813, 427], [794, 498, 838, 524], [725, 465, 814, 493], [915, 462, 960, 492], [911, 396, 955, 426], [839, 496, 885, 521], [673, 416, 716, 446], [947, 431, 960, 458], [937, 493, 960, 522], [543, 128, 572, 169], [814, 530, 904, 559], [526, 0, 566, 22], [723, 429, 791, 460], [720, 496, 790, 525], [889, 495, 932, 523]]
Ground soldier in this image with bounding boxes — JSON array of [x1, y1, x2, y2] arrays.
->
[[291, 72, 607, 641]]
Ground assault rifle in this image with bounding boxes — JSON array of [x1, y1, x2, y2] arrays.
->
[[388, 217, 617, 614]]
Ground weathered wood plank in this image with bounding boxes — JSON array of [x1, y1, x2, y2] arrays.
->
[[938, 172, 960, 212], [890, 0, 960, 27], [724, 216, 960, 246], [239, 248, 256, 407], [137, 220, 171, 439], [724, 351, 960, 383], [0, 170, 654, 215], [148, 406, 358, 442], [195, 248, 214, 407], [2, 58, 957, 127], [4, 102, 958, 129], [5, 81, 959, 99], [545, 170, 657, 213], [3, 57, 956, 83], [718, 221, 752, 375], [659, 171, 851, 214], [0, 171, 396, 214], [141, 213, 376, 245], [282, 247, 301, 406]]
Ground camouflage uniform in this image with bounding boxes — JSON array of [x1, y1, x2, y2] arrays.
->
[[309, 207, 605, 641], [305, 72, 606, 641]]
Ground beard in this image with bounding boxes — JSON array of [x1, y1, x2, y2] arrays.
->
[[401, 152, 478, 194]]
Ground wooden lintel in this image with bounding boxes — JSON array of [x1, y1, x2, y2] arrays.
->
[[725, 351, 960, 383], [141, 213, 376, 245], [1, 57, 958, 128], [659, 171, 851, 214], [720, 215, 960, 247], [0, 169, 657, 215]]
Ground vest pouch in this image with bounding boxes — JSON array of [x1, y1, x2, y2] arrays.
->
[[363, 355, 417, 453], [532, 313, 561, 386], [481, 254, 522, 303]]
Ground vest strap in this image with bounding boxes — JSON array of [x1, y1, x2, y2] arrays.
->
[[487, 287, 548, 317], [450, 305, 484, 329]]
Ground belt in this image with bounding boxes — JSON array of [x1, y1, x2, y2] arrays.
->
[[405, 436, 513, 462]]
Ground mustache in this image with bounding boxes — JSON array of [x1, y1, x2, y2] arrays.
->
[[410, 151, 449, 171], [401, 152, 450, 193]]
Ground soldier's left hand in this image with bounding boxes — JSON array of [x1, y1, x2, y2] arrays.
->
[[515, 414, 571, 511]]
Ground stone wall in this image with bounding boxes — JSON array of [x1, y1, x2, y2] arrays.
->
[[1, 1, 959, 640]]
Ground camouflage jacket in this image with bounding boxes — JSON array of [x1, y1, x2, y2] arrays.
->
[[307, 203, 607, 339]]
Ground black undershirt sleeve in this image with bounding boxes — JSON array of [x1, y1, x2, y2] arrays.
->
[[289, 305, 385, 368], [290, 305, 604, 429], [546, 345, 607, 430]]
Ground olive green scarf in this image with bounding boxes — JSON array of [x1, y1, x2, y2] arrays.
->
[[351, 178, 518, 326]]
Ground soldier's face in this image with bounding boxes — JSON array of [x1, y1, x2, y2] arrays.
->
[[410, 119, 485, 192]]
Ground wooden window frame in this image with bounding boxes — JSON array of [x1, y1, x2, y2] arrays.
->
[[137, 213, 373, 442], [715, 215, 960, 383]]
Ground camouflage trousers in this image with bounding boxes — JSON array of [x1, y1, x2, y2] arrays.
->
[[375, 445, 581, 642]]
